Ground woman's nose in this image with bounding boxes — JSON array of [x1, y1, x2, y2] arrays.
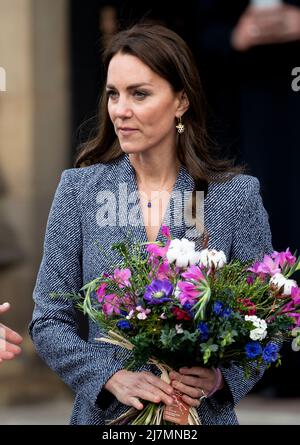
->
[[114, 98, 133, 118]]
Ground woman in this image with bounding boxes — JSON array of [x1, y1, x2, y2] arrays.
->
[[0, 302, 23, 363], [29, 24, 273, 425]]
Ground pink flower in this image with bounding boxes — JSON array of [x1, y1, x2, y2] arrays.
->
[[156, 261, 173, 280], [280, 301, 300, 327], [147, 240, 171, 258], [161, 225, 171, 239], [96, 283, 108, 303], [291, 287, 300, 305], [177, 281, 199, 305], [182, 265, 205, 282], [248, 254, 281, 279], [271, 248, 296, 268], [102, 294, 121, 316], [113, 268, 131, 288]]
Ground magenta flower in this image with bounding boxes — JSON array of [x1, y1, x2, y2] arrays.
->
[[96, 283, 108, 303], [102, 294, 121, 316], [156, 260, 173, 280], [182, 265, 205, 282], [161, 225, 171, 239], [146, 240, 171, 259], [291, 287, 300, 305], [279, 301, 300, 325], [248, 254, 281, 279], [271, 249, 296, 268], [113, 268, 131, 288], [177, 281, 199, 305]]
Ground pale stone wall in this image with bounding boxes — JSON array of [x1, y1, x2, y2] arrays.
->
[[0, 0, 71, 400]]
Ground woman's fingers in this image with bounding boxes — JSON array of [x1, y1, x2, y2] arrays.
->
[[1, 325, 23, 345], [170, 371, 201, 388], [144, 372, 174, 396], [172, 379, 202, 399], [128, 396, 144, 411], [179, 367, 210, 378], [0, 302, 10, 315], [181, 394, 200, 408], [0, 350, 15, 360]]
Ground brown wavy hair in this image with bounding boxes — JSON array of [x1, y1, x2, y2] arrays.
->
[[75, 23, 245, 245], [74, 23, 243, 181]]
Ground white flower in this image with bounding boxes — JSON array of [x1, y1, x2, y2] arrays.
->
[[175, 324, 184, 334], [269, 273, 297, 295], [137, 312, 148, 320], [245, 315, 267, 330], [174, 285, 181, 300], [245, 315, 268, 340], [126, 309, 135, 320], [166, 238, 201, 268], [292, 337, 300, 352], [159, 313, 167, 320], [250, 328, 268, 341], [198, 249, 227, 269], [291, 327, 300, 352]]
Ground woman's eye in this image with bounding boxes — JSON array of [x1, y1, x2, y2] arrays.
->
[[107, 90, 118, 99], [134, 91, 148, 100]]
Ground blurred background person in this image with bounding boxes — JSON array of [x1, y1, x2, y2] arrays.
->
[[194, 0, 300, 396]]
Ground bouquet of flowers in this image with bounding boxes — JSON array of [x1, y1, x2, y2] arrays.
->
[[53, 226, 300, 425]]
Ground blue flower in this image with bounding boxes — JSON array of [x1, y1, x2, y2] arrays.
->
[[245, 342, 262, 359], [144, 279, 173, 305], [182, 302, 195, 317], [116, 320, 132, 330], [262, 342, 279, 363], [221, 307, 232, 319], [197, 321, 209, 341], [213, 301, 223, 315]]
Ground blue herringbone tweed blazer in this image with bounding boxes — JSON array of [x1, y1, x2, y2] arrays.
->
[[29, 154, 273, 425]]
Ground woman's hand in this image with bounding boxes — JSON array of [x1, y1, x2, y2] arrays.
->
[[104, 369, 174, 410], [169, 367, 224, 408], [0, 303, 23, 363], [231, 4, 300, 52]]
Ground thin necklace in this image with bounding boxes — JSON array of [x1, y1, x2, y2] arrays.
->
[[139, 185, 175, 208]]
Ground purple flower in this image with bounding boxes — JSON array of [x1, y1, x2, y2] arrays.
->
[[245, 342, 263, 359], [144, 279, 173, 305], [262, 342, 279, 363]]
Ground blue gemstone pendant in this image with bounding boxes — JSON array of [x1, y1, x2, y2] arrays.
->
[[147, 201, 152, 208]]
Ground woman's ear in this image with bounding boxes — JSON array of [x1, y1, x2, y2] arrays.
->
[[176, 91, 189, 117]]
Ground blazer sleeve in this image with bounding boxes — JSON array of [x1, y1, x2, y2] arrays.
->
[[230, 176, 273, 262], [208, 176, 274, 412], [29, 170, 134, 410]]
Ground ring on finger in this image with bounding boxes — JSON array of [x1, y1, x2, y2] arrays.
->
[[200, 388, 207, 401]]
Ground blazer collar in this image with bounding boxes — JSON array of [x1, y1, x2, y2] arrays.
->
[[104, 154, 198, 244]]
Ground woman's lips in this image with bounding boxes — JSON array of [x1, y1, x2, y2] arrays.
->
[[118, 128, 138, 135]]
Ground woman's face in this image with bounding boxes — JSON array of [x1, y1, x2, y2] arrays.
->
[[107, 52, 185, 155]]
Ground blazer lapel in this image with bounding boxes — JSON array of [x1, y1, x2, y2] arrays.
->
[[103, 154, 207, 246]]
